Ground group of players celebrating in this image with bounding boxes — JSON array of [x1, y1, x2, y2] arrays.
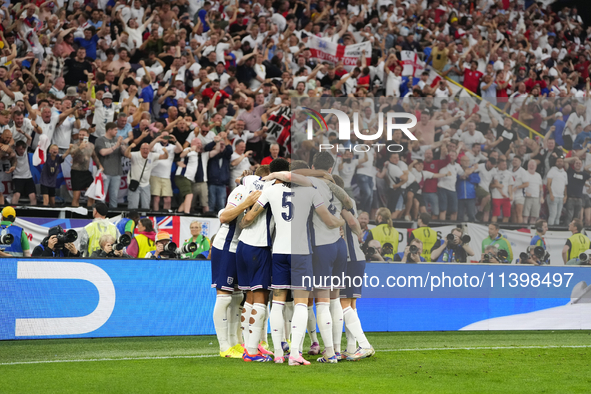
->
[[210, 152, 374, 364]]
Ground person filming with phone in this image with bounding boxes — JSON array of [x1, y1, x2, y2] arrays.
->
[[64, 129, 104, 207]]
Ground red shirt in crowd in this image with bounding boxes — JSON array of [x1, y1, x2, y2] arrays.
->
[[422, 156, 451, 193], [201, 88, 230, 107], [463, 69, 483, 93]]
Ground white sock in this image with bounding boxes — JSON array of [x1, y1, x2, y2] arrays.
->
[[228, 292, 242, 346], [290, 303, 308, 358], [316, 302, 334, 357], [213, 294, 232, 352], [343, 307, 370, 348], [344, 316, 357, 353], [260, 305, 269, 344], [241, 302, 253, 346], [283, 301, 294, 341], [330, 299, 343, 353], [246, 303, 267, 355], [307, 305, 318, 344], [270, 301, 285, 357]]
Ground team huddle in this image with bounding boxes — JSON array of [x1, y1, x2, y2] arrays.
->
[[210, 152, 374, 364]]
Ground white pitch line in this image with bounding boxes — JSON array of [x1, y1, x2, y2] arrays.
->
[[1, 345, 589, 366]]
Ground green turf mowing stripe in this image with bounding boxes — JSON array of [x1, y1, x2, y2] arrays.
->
[[2, 344, 590, 366]]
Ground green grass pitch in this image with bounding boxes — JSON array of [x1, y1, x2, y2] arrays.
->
[[1, 331, 590, 393]]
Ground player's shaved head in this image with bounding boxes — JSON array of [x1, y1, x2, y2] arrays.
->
[[290, 160, 309, 170], [255, 165, 271, 177], [312, 151, 335, 171], [270, 158, 290, 173]]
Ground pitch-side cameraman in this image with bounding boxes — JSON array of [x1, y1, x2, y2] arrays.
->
[[430, 227, 475, 263], [90, 234, 131, 258], [518, 245, 550, 265], [479, 245, 509, 264], [393, 239, 426, 263], [32, 226, 81, 257]]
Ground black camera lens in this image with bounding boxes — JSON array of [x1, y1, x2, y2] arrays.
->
[[534, 246, 545, 259], [461, 235, 471, 243], [519, 252, 528, 261], [0, 233, 14, 245], [113, 234, 132, 251], [165, 242, 178, 253], [498, 249, 509, 260], [409, 245, 418, 254], [366, 247, 376, 256], [446, 234, 455, 242]]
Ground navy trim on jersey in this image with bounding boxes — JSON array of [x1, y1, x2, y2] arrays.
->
[[265, 207, 273, 247], [223, 220, 236, 252]]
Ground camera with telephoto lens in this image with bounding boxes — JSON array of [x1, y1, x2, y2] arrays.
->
[[579, 253, 591, 264], [409, 244, 418, 254], [364, 246, 377, 261], [447, 233, 471, 244], [159, 242, 195, 259], [179, 242, 198, 255], [54, 229, 78, 250], [112, 234, 131, 252], [533, 246, 548, 260], [0, 233, 14, 245]]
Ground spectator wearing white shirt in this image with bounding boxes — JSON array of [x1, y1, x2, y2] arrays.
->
[[490, 159, 514, 223], [124, 140, 169, 209], [523, 160, 544, 224], [459, 121, 486, 148], [90, 92, 120, 138], [547, 157, 568, 226], [150, 131, 183, 211], [509, 156, 529, 223], [230, 140, 254, 190], [336, 151, 359, 197], [437, 150, 462, 221]]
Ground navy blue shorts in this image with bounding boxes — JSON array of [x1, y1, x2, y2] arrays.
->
[[341, 259, 367, 299], [271, 253, 291, 289], [291, 254, 313, 291], [236, 241, 272, 291], [312, 242, 339, 290], [210, 247, 221, 288], [211, 247, 237, 292], [333, 238, 348, 286]]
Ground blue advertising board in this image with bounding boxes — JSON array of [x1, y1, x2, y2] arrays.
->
[[1, 259, 590, 340]]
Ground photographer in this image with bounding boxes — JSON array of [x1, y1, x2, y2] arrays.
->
[[518, 245, 550, 265], [147, 231, 178, 259], [90, 234, 131, 258], [364, 239, 390, 262], [479, 245, 509, 264], [430, 228, 475, 263], [393, 239, 426, 263], [0, 207, 31, 257], [32, 226, 81, 257], [567, 249, 591, 265]]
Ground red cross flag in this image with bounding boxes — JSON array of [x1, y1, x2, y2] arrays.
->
[[400, 50, 426, 77], [308, 36, 371, 71]]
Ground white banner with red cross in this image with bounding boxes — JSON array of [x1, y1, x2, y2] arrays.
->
[[308, 36, 371, 71]]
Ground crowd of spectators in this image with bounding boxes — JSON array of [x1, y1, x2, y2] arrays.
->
[[0, 0, 586, 228]]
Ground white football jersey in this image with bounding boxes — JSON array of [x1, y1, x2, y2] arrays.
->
[[238, 177, 275, 247], [292, 185, 325, 255], [257, 182, 293, 255], [213, 185, 248, 253], [309, 177, 341, 246], [343, 200, 365, 262]]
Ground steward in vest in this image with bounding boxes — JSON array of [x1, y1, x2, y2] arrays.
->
[[563, 218, 591, 264], [0, 206, 31, 257], [78, 202, 120, 257], [126, 218, 157, 258], [31, 225, 81, 257], [363, 208, 399, 261], [408, 213, 438, 262]]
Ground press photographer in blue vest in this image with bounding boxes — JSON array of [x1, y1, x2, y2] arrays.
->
[[0, 206, 31, 257]]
